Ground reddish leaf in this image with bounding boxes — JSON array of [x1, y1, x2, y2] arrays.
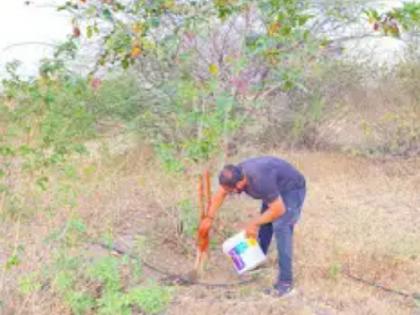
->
[[73, 26, 81, 38]]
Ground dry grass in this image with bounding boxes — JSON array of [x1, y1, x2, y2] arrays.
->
[[166, 149, 420, 315], [254, 60, 420, 157], [1, 138, 419, 314]]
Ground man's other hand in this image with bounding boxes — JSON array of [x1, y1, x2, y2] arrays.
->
[[197, 216, 212, 252], [245, 220, 259, 239], [198, 216, 213, 238]]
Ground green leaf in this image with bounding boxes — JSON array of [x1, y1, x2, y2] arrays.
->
[[364, 8, 380, 23], [88, 256, 120, 290], [149, 17, 161, 28], [0, 146, 15, 157], [0, 184, 8, 193], [97, 290, 130, 315], [86, 26, 93, 39], [18, 145, 34, 156], [114, 3, 125, 11], [215, 94, 234, 111], [63, 165, 78, 179], [55, 271, 74, 292], [281, 25, 292, 36], [298, 14, 312, 26], [102, 8, 113, 21], [85, 6, 97, 16], [93, 23, 100, 34], [74, 143, 88, 155], [66, 291, 95, 315], [57, 2, 72, 11], [128, 285, 173, 315], [68, 219, 86, 234], [121, 58, 130, 69], [6, 254, 21, 270], [36, 176, 49, 191], [18, 273, 42, 295]]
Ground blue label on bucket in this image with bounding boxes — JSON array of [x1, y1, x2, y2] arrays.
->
[[234, 241, 248, 255], [228, 248, 245, 271]]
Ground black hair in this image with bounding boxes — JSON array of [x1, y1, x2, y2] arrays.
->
[[218, 164, 244, 187]]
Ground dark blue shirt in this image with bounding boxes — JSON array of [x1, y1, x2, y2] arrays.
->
[[238, 156, 306, 204]]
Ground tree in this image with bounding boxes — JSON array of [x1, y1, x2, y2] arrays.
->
[[55, 0, 420, 167]]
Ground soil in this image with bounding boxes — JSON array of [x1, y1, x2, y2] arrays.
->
[[1, 151, 419, 315], [83, 151, 420, 315]]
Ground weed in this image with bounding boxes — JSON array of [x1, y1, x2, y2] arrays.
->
[[18, 272, 42, 295], [328, 261, 342, 281], [65, 291, 95, 315], [42, 228, 173, 315], [128, 284, 173, 315], [88, 256, 121, 291], [177, 199, 198, 238]]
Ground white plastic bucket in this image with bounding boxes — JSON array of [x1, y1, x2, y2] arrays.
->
[[222, 231, 267, 274]]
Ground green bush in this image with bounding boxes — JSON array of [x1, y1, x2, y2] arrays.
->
[[45, 237, 172, 315], [128, 284, 173, 315], [0, 60, 95, 219]]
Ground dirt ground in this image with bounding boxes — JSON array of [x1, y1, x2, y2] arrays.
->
[[87, 150, 420, 315], [1, 150, 419, 314]]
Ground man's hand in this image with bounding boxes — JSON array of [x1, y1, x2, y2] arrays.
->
[[245, 220, 259, 239], [198, 216, 213, 237]]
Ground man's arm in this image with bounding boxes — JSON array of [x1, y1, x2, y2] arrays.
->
[[197, 186, 228, 249], [245, 198, 286, 238]]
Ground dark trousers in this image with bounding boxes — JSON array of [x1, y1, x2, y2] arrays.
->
[[258, 188, 306, 283]]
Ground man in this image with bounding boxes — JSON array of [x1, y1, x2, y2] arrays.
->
[[198, 156, 306, 296]]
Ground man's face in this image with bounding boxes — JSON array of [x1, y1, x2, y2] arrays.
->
[[223, 178, 246, 194]]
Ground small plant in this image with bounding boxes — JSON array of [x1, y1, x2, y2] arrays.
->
[[46, 243, 172, 315], [5, 244, 24, 271], [128, 283, 173, 315], [328, 261, 342, 281], [88, 256, 121, 292], [51, 253, 95, 315], [155, 143, 185, 173], [177, 199, 198, 238], [66, 291, 95, 315], [18, 272, 42, 295]]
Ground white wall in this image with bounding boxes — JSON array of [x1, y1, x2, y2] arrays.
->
[[0, 1, 69, 78]]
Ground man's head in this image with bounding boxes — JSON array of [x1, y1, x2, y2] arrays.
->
[[218, 164, 247, 193]]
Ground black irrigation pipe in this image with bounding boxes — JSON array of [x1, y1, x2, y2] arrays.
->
[[91, 241, 258, 288], [87, 239, 420, 300], [342, 268, 420, 301]]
